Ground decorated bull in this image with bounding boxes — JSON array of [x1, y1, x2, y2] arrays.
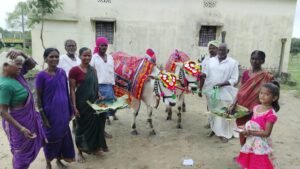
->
[[113, 50, 177, 135], [164, 50, 201, 128]]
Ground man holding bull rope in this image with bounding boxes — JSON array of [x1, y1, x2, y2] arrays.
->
[[200, 43, 239, 143]]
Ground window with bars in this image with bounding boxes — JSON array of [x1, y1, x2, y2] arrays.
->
[[198, 26, 217, 47], [95, 21, 115, 44]]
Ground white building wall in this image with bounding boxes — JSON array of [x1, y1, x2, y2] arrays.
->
[[31, 0, 297, 72]]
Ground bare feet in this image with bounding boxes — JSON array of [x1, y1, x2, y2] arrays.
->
[[207, 131, 215, 137], [92, 150, 103, 156], [105, 131, 112, 139], [77, 152, 86, 163], [204, 123, 210, 129], [102, 147, 109, 152], [56, 159, 67, 169], [46, 161, 52, 169], [113, 115, 119, 120], [220, 137, 229, 143]]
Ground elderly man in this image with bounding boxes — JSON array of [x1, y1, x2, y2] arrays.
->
[[201, 43, 239, 143], [58, 39, 81, 77]]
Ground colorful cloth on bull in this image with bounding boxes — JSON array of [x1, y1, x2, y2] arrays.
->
[[165, 50, 190, 73], [113, 51, 155, 99]]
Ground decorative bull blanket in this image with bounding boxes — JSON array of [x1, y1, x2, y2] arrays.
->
[[113, 51, 155, 100], [165, 50, 190, 73]]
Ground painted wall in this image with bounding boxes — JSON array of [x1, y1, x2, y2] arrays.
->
[[31, 0, 297, 72]]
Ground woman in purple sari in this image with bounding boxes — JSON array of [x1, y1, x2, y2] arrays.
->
[[36, 48, 75, 169], [0, 50, 46, 169]]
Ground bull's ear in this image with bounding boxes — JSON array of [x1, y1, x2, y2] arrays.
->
[[148, 75, 158, 80], [174, 62, 183, 67]]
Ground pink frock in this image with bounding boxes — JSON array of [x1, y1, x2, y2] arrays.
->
[[236, 105, 278, 169]]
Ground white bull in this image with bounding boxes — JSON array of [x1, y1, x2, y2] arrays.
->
[[165, 61, 200, 128], [129, 66, 177, 135]]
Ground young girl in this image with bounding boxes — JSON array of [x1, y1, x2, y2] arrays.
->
[[235, 81, 280, 169]]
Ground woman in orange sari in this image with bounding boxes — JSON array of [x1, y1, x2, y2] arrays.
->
[[230, 50, 273, 146]]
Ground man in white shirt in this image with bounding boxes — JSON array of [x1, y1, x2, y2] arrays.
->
[[58, 39, 81, 77], [199, 40, 220, 128], [200, 40, 219, 71], [202, 43, 239, 143], [91, 37, 116, 138]]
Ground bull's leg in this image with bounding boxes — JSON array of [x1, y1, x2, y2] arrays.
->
[[176, 94, 183, 129], [147, 106, 156, 135], [131, 99, 141, 135], [182, 95, 186, 112], [166, 106, 172, 120], [176, 107, 182, 129]]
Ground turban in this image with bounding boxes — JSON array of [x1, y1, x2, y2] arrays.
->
[[208, 40, 220, 48], [94, 37, 109, 54]]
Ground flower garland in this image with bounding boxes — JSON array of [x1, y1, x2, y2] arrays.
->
[[159, 72, 177, 91], [183, 60, 201, 77]]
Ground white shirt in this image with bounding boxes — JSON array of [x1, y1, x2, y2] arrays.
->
[[201, 55, 215, 73], [58, 54, 81, 77], [203, 56, 239, 101], [90, 53, 115, 85]]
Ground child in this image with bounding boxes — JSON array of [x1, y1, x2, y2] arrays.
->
[[235, 81, 280, 169]]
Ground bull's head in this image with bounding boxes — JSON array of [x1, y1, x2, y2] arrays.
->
[[150, 71, 177, 107], [175, 60, 201, 93]]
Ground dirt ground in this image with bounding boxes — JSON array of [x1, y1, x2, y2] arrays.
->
[[1, 90, 300, 169]]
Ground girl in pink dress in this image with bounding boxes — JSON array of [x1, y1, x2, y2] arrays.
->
[[235, 82, 280, 169]]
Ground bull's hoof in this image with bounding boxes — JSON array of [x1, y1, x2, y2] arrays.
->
[[176, 124, 182, 129], [131, 130, 139, 135], [149, 130, 156, 135], [182, 108, 186, 113], [166, 116, 172, 120]]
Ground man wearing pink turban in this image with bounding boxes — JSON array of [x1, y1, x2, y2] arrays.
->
[[90, 37, 116, 139]]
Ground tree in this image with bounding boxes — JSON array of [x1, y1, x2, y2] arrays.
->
[[27, 0, 62, 49], [6, 2, 29, 31], [6, 2, 29, 48], [290, 38, 300, 55]]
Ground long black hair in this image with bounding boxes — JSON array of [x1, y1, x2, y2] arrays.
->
[[251, 50, 266, 61], [43, 48, 60, 60], [262, 81, 280, 112]]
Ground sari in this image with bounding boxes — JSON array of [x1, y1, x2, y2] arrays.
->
[[236, 70, 273, 145], [36, 68, 75, 161], [75, 66, 107, 153], [2, 73, 46, 169]]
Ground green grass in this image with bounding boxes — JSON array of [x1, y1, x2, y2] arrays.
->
[[281, 53, 300, 91]]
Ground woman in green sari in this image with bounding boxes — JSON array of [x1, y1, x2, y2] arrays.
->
[[69, 47, 107, 162]]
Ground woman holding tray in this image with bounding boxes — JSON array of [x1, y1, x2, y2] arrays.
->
[[228, 50, 273, 146], [36, 48, 75, 169], [69, 47, 108, 162]]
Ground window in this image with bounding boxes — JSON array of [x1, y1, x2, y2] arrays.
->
[[203, 0, 217, 8], [198, 26, 217, 47], [95, 21, 115, 44]]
